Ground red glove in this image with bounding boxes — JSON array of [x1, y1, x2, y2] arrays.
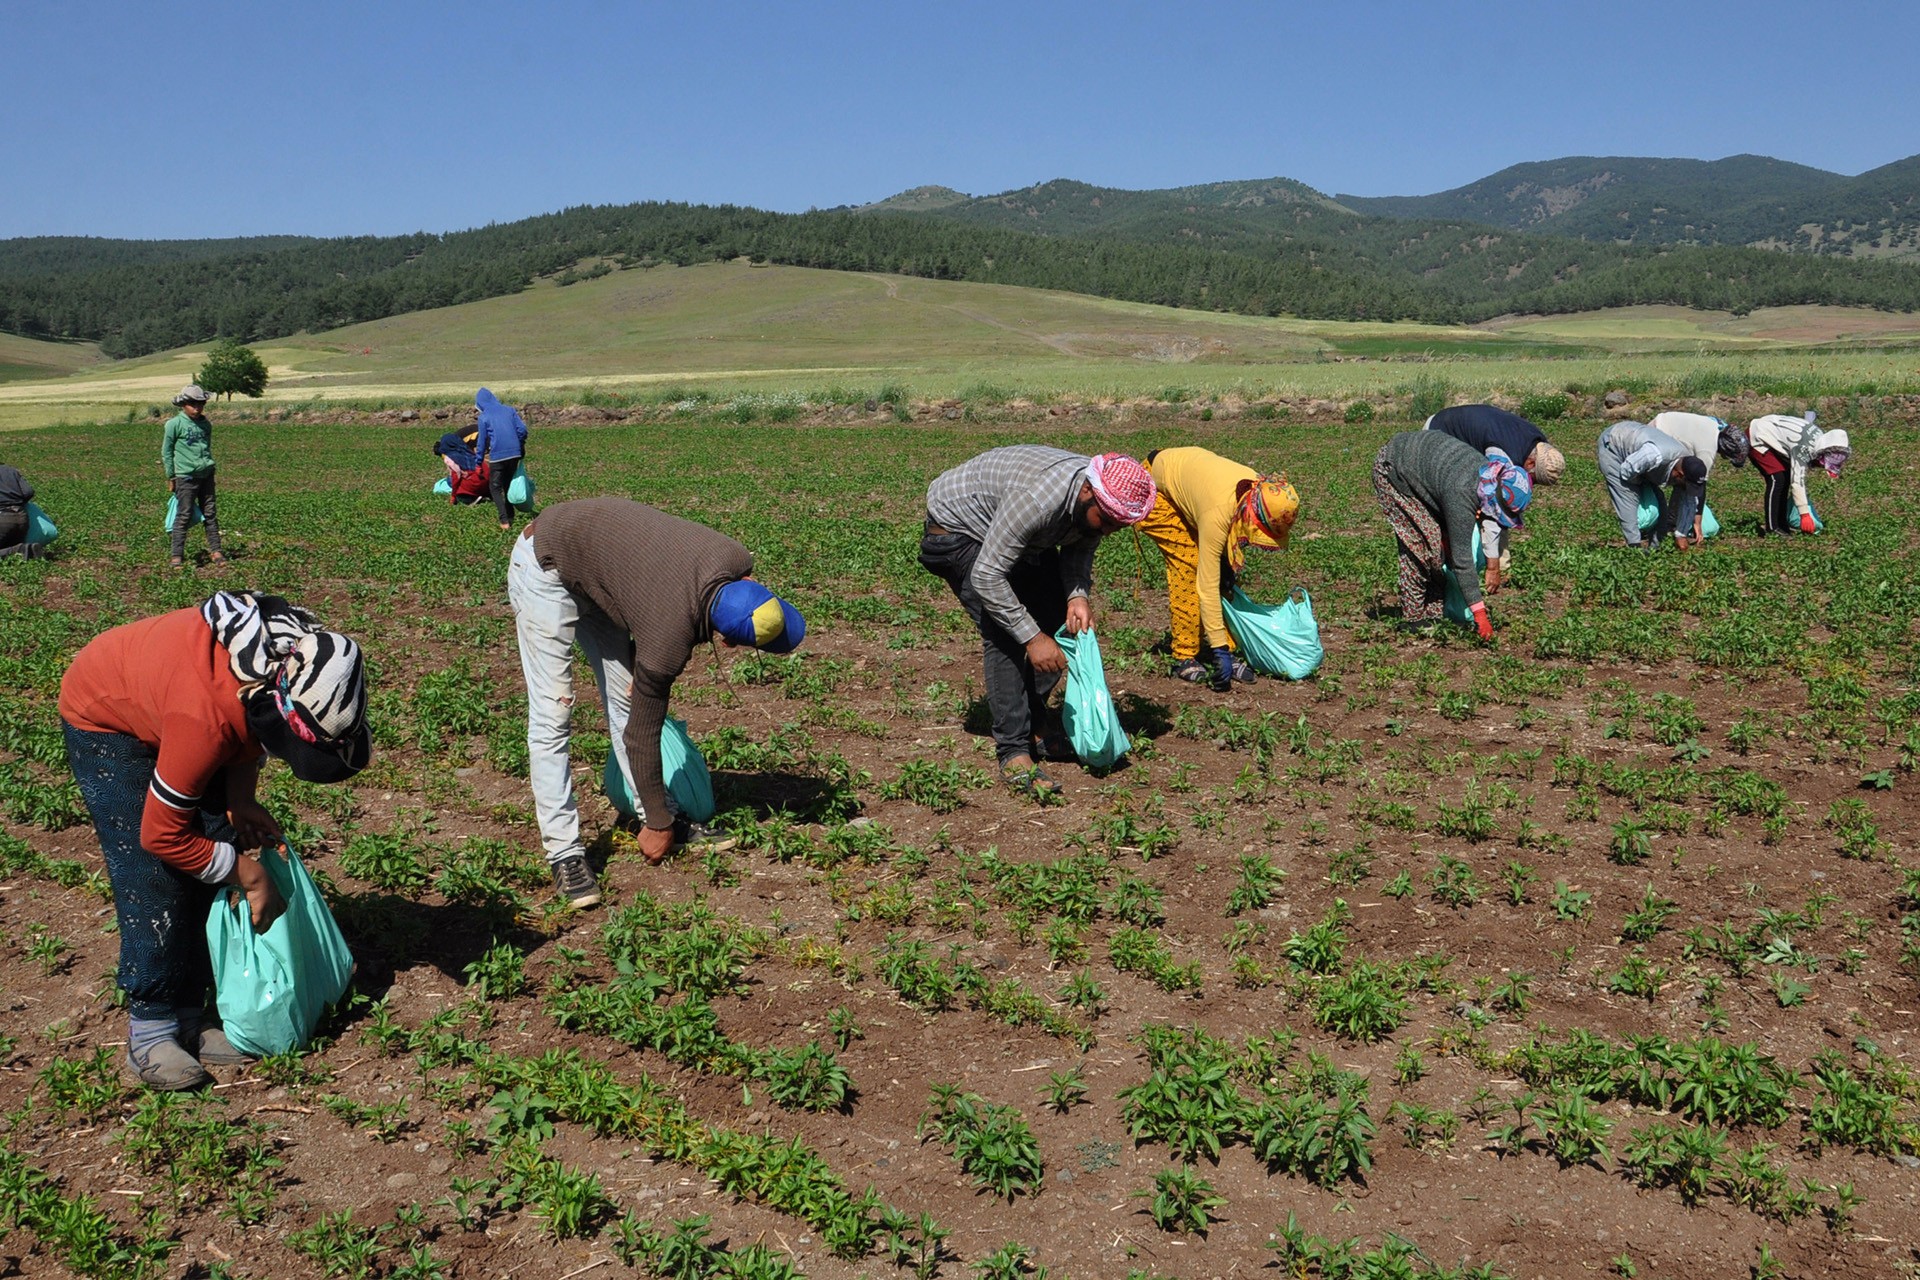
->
[[1470, 600, 1493, 641], [1799, 512, 1817, 534]]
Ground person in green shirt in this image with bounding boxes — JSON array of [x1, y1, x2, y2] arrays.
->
[[162, 384, 226, 568]]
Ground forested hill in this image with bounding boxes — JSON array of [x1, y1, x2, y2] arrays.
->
[[1336, 153, 1920, 258], [7, 180, 1920, 359]]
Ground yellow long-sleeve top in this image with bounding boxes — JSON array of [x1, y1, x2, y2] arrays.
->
[[1148, 447, 1258, 649]]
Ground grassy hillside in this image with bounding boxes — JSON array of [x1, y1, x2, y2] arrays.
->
[[5, 264, 1920, 431], [0, 332, 103, 384]]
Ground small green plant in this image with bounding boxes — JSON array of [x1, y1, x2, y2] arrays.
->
[[1139, 1164, 1224, 1234], [1226, 852, 1285, 915], [1040, 1064, 1088, 1114], [921, 1087, 1045, 1201]]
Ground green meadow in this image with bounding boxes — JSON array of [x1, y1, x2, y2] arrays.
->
[[5, 263, 1920, 431]]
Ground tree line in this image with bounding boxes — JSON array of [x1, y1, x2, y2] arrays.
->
[[3, 200, 1918, 358]]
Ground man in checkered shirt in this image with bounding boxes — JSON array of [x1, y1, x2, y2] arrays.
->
[[919, 445, 1156, 796]]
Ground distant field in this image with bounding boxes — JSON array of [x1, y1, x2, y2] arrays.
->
[[3, 263, 1920, 429], [0, 331, 102, 385]]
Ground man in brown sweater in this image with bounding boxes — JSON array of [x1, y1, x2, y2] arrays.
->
[[507, 497, 806, 907]]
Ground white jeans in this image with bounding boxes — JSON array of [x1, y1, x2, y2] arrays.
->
[[507, 533, 657, 864]]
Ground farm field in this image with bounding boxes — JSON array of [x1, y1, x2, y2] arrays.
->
[[5, 264, 1920, 432], [2, 403, 1920, 1280]]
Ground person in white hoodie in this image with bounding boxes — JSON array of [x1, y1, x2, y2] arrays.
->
[[1747, 413, 1851, 535], [1649, 411, 1751, 547]]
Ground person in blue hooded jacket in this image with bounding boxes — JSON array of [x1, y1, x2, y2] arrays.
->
[[474, 388, 529, 530]]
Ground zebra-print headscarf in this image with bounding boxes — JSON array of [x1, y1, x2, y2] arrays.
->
[[201, 591, 322, 687]]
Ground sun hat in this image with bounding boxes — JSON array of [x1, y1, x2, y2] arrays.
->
[[710, 579, 806, 653], [1529, 442, 1566, 485], [1476, 458, 1532, 529], [1231, 476, 1300, 561], [1085, 453, 1157, 525], [243, 631, 371, 783], [173, 384, 209, 406]]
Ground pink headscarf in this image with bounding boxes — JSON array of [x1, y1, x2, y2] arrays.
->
[[1086, 453, 1157, 525]]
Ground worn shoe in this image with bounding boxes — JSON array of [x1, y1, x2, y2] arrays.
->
[[999, 754, 1062, 800], [1229, 655, 1258, 685], [127, 1038, 213, 1091], [168, 556, 186, 569], [192, 1026, 254, 1066], [674, 818, 739, 855], [551, 854, 602, 909], [206, 551, 229, 566], [1032, 731, 1077, 764], [1172, 658, 1210, 684]]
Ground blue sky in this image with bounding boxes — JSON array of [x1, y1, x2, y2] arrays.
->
[[9, 0, 1918, 239]]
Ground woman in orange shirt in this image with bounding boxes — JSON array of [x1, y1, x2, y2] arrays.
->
[[59, 591, 370, 1089]]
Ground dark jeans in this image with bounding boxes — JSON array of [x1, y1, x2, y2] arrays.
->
[[489, 456, 522, 526], [0, 509, 25, 556], [918, 523, 1067, 764], [171, 472, 222, 559], [1755, 448, 1793, 531], [62, 722, 236, 1020]]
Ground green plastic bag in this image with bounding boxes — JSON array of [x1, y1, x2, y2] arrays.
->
[[507, 468, 535, 509], [1221, 586, 1324, 680], [432, 477, 452, 496], [24, 502, 57, 546], [1639, 486, 1720, 538], [1054, 627, 1130, 770], [604, 717, 716, 823], [163, 492, 204, 532], [205, 843, 354, 1057], [1441, 527, 1488, 625], [1789, 498, 1824, 532]]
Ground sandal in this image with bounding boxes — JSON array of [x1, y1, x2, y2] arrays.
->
[[999, 754, 1062, 799], [168, 556, 186, 569], [207, 551, 228, 565], [1032, 731, 1076, 764]]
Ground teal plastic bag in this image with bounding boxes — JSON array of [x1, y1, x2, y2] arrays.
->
[[432, 477, 452, 496], [604, 717, 717, 823], [1790, 498, 1824, 532], [507, 468, 535, 509], [24, 502, 57, 546], [1221, 586, 1324, 680], [205, 843, 354, 1057], [1054, 627, 1130, 770], [163, 492, 204, 532], [1441, 527, 1488, 625], [1638, 487, 1720, 538]]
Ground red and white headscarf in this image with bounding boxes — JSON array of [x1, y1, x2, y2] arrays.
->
[[1086, 453, 1157, 525]]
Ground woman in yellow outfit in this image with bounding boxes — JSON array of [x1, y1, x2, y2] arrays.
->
[[1141, 447, 1300, 691]]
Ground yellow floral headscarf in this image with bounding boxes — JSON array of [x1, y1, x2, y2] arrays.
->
[[1228, 476, 1299, 572]]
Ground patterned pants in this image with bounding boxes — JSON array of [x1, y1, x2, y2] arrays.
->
[[1137, 496, 1207, 661], [1373, 456, 1446, 624], [62, 722, 234, 1020]]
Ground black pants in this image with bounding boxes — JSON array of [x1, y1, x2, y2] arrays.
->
[[0, 509, 25, 557], [1761, 467, 1794, 533], [918, 523, 1067, 764], [489, 456, 522, 526], [170, 472, 221, 559]]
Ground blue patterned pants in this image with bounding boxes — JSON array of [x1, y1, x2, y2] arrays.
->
[[62, 722, 234, 1020]]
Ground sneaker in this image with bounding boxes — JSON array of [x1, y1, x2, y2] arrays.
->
[[1229, 655, 1258, 685], [192, 1026, 254, 1067], [674, 818, 739, 855], [551, 854, 601, 909], [127, 1038, 213, 1091], [1172, 658, 1210, 684]]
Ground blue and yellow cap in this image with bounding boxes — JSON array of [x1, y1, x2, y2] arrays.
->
[[710, 580, 806, 653]]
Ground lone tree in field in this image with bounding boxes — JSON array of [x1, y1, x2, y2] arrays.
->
[[196, 339, 269, 401]]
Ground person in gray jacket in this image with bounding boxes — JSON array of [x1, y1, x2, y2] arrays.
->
[[1373, 431, 1531, 640], [1596, 421, 1706, 550]]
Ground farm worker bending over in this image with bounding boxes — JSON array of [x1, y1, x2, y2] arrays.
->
[[918, 446, 1156, 798], [0, 459, 39, 559], [1747, 412, 1851, 536], [1649, 411, 1751, 547], [474, 388, 529, 532], [58, 591, 371, 1089], [162, 384, 227, 569], [1373, 431, 1531, 640], [1596, 421, 1705, 550], [1423, 404, 1565, 594], [1139, 446, 1298, 691], [433, 428, 490, 505], [507, 497, 805, 908]]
